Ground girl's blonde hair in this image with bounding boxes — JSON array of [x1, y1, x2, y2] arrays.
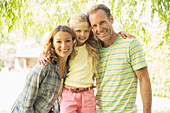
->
[[43, 25, 77, 65], [67, 13, 99, 75]]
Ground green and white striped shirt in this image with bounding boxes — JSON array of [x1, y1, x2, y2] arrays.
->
[[96, 34, 147, 113]]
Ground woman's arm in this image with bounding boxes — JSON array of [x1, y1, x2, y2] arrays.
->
[[17, 64, 47, 112]]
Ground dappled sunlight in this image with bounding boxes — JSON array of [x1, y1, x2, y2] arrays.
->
[[0, 0, 169, 112]]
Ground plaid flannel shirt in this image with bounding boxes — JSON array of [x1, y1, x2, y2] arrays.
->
[[11, 62, 69, 113]]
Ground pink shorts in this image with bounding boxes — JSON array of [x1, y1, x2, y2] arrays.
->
[[60, 85, 97, 113]]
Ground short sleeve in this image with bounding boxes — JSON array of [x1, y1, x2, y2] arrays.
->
[[129, 39, 147, 71]]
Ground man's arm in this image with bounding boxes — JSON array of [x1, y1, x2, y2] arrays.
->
[[135, 67, 152, 113]]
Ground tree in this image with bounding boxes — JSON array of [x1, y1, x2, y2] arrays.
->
[[0, 0, 169, 97]]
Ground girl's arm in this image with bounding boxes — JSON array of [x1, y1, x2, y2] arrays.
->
[[38, 53, 51, 65], [118, 31, 136, 39]]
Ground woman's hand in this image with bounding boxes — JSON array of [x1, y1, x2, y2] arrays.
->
[[38, 53, 51, 65], [119, 31, 136, 39]]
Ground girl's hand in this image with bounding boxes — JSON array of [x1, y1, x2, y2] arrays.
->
[[38, 53, 50, 65], [118, 31, 136, 39]]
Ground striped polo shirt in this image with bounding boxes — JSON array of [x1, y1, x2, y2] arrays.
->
[[96, 34, 147, 113]]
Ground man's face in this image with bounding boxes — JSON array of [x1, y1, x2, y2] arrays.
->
[[89, 9, 113, 42]]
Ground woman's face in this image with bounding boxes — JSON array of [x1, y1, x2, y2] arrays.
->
[[53, 31, 74, 59], [73, 22, 90, 46]]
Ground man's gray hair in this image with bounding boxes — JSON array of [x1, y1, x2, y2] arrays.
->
[[87, 4, 111, 20]]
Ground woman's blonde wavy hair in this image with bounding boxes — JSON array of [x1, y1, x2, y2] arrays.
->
[[67, 13, 99, 76], [43, 25, 77, 65]]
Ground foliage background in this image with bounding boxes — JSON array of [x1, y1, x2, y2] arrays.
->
[[0, 0, 170, 98]]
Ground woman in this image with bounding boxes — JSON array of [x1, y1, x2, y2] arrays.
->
[[11, 25, 76, 113]]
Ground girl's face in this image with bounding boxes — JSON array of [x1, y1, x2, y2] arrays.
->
[[53, 31, 74, 59], [73, 22, 90, 46]]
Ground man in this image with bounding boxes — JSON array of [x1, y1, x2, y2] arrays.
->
[[87, 4, 152, 113]]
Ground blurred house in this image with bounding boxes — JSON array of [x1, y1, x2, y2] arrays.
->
[[14, 38, 43, 71], [0, 43, 16, 71], [14, 47, 43, 71]]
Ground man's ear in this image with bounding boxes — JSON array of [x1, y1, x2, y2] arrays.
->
[[110, 14, 114, 24]]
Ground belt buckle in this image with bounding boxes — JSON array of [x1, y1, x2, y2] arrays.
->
[[74, 88, 80, 93], [76, 88, 80, 91]]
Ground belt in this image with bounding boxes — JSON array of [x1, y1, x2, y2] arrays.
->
[[63, 85, 96, 93]]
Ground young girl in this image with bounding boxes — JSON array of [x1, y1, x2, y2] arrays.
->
[[11, 25, 76, 113], [39, 13, 136, 113], [61, 13, 99, 113]]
